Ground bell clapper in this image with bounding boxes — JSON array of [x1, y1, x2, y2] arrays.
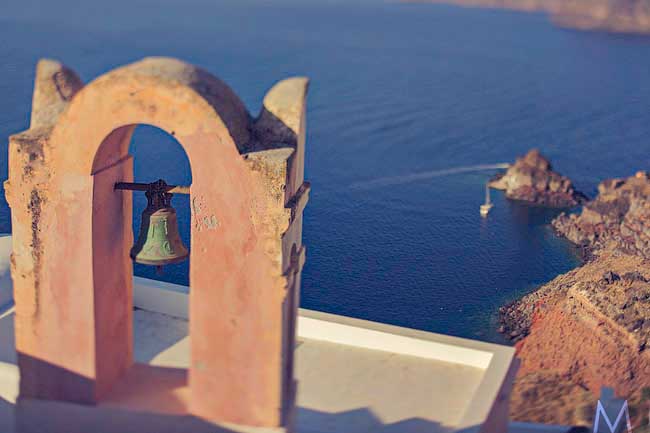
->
[[115, 179, 191, 267]]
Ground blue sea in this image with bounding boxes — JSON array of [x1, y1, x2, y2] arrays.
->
[[2, 0, 650, 343]]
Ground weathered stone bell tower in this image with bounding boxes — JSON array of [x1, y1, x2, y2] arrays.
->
[[5, 57, 309, 433]]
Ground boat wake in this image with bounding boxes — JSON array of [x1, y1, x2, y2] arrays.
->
[[350, 163, 510, 190]]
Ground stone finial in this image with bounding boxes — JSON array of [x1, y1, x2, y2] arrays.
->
[[253, 77, 309, 149], [30, 59, 83, 129]]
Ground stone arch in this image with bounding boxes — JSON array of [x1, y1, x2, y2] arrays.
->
[[6, 57, 310, 430]]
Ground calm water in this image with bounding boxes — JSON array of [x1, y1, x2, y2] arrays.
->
[[2, 0, 650, 343]]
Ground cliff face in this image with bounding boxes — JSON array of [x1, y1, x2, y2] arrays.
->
[[406, 0, 650, 34], [550, 0, 650, 34], [504, 253, 650, 427], [500, 171, 650, 428], [489, 149, 587, 208]]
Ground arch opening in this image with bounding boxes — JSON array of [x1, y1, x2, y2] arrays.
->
[[91, 123, 194, 406], [130, 124, 192, 287]]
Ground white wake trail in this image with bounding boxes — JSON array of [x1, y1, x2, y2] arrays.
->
[[350, 163, 510, 190]]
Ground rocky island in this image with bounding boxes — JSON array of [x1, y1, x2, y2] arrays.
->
[[499, 169, 650, 428], [405, 0, 650, 35], [489, 148, 587, 207]]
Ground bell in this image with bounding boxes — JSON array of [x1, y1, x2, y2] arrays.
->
[[131, 179, 189, 266]]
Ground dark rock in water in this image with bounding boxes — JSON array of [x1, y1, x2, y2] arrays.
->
[[489, 148, 587, 207]]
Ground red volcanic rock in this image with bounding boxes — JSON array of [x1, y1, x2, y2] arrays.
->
[[502, 252, 650, 427], [489, 149, 587, 208]]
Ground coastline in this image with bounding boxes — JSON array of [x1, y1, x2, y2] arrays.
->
[[403, 0, 650, 35], [497, 170, 650, 427]]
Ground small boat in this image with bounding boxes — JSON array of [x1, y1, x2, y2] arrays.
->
[[480, 183, 493, 217]]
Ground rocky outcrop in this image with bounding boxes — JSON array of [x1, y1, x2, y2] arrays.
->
[[404, 0, 650, 35], [553, 171, 650, 259], [489, 149, 587, 207], [499, 170, 650, 428]]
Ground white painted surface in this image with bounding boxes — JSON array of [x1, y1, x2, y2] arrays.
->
[[297, 314, 493, 369], [295, 309, 517, 433], [295, 337, 484, 433], [133, 276, 188, 319]]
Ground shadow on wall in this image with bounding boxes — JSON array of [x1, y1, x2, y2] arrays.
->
[[0, 312, 15, 365], [0, 315, 16, 433], [0, 233, 15, 433], [297, 406, 487, 433], [132, 309, 188, 364], [0, 396, 14, 433], [0, 235, 12, 310], [298, 407, 452, 433]]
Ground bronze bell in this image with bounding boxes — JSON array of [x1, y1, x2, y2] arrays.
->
[[130, 179, 189, 266]]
